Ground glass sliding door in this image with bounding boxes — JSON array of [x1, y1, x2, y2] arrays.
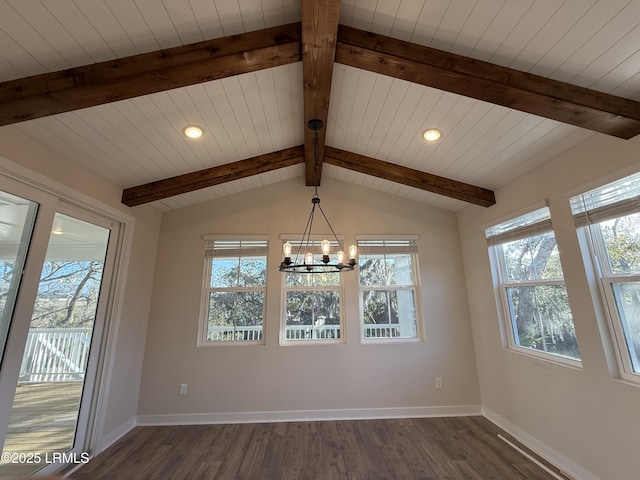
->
[[0, 192, 39, 369], [0, 183, 120, 477]]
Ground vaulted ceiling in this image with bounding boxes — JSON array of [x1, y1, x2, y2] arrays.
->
[[1, 1, 639, 212]]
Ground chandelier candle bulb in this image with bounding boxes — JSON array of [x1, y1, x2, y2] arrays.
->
[[337, 250, 345, 265], [321, 239, 331, 263], [321, 239, 331, 255], [283, 242, 292, 258], [304, 252, 314, 265], [349, 245, 358, 262]]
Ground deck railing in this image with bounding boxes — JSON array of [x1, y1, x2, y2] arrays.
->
[[364, 324, 402, 338], [284, 324, 340, 340], [208, 325, 263, 341], [207, 324, 343, 341], [206, 324, 404, 341], [19, 328, 92, 383]]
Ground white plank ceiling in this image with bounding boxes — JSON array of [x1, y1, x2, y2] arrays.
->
[[1, 0, 640, 212]]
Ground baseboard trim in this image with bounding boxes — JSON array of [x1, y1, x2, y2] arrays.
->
[[482, 407, 601, 480], [95, 415, 136, 454], [137, 404, 481, 426]]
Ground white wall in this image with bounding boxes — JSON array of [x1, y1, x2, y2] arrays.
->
[[458, 133, 640, 480], [138, 177, 480, 421], [0, 125, 162, 451]]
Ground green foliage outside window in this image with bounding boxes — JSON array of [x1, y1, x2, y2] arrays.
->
[[596, 212, 640, 372], [358, 252, 418, 339], [284, 260, 341, 340], [497, 231, 580, 361], [207, 255, 266, 341]]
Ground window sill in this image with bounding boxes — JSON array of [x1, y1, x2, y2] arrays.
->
[[612, 373, 640, 388], [507, 345, 583, 370]]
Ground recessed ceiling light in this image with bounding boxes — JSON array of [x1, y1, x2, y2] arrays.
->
[[422, 128, 441, 142], [183, 125, 203, 139]]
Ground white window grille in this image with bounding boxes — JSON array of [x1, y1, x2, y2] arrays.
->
[[570, 172, 640, 381], [486, 207, 580, 363], [199, 237, 268, 344], [281, 238, 343, 343], [357, 238, 422, 341]]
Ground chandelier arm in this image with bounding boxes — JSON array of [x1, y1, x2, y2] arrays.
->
[[293, 202, 317, 261], [279, 118, 356, 274]]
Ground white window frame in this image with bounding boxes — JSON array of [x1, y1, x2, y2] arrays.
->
[[280, 236, 345, 345], [357, 237, 423, 343], [570, 172, 640, 383], [486, 206, 581, 367], [198, 236, 268, 346]]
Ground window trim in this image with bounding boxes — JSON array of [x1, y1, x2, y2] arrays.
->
[[279, 236, 345, 345], [486, 207, 582, 367], [569, 170, 640, 384], [577, 218, 640, 383], [357, 237, 424, 344], [280, 283, 345, 345], [197, 236, 268, 347]]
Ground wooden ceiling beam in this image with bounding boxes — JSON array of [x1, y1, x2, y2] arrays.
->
[[121, 146, 304, 207], [324, 147, 496, 207], [301, 0, 341, 186], [0, 23, 301, 126], [123, 143, 496, 208], [336, 25, 640, 139]]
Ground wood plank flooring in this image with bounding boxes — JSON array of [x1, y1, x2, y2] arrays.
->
[[0, 382, 82, 478], [70, 416, 568, 480]]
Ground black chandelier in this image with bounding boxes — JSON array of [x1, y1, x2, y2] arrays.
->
[[279, 119, 357, 273]]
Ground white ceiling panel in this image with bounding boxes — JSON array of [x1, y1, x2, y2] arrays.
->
[[1, 0, 639, 213]]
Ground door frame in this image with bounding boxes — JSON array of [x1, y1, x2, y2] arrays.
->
[[0, 158, 136, 475]]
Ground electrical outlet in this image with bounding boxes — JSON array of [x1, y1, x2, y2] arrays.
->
[[435, 377, 443, 389], [179, 383, 188, 396]]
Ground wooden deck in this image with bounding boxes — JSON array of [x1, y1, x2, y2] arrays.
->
[[0, 381, 82, 477]]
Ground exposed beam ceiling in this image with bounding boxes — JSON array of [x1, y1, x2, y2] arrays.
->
[[122, 144, 497, 208], [336, 25, 640, 140], [324, 147, 496, 207], [301, 0, 340, 186], [3, 23, 639, 138], [122, 146, 305, 207], [0, 23, 301, 126], [3, 13, 640, 208]]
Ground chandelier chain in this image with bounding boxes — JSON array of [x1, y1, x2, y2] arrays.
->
[[278, 119, 357, 273]]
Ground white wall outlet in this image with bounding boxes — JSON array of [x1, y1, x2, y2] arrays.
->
[[435, 377, 443, 389], [179, 383, 188, 396]]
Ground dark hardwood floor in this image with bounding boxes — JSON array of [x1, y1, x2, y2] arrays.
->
[[70, 416, 568, 480]]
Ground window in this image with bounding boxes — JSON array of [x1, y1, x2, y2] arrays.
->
[[570, 172, 640, 381], [358, 238, 421, 341], [281, 239, 343, 342], [486, 207, 580, 363], [199, 238, 267, 344]]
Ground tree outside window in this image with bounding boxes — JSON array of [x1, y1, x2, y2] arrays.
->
[[358, 239, 421, 341], [571, 173, 640, 380], [200, 239, 267, 343], [282, 240, 343, 342], [487, 207, 580, 363]]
